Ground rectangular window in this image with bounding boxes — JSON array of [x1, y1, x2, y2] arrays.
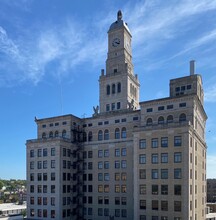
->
[[104, 173, 110, 181], [121, 160, 127, 168], [121, 185, 127, 193], [161, 201, 168, 211], [38, 149, 42, 157], [115, 161, 120, 169], [187, 84, 192, 90], [174, 185, 181, 195], [98, 161, 103, 169], [43, 148, 48, 157], [106, 104, 110, 112], [152, 154, 158, 164], [139, 154, 146, 164], [151, 138, 158, 148], [30, 173, 34, 181], [51, 160, 55, 168], [161, 185, 168, 195], [152, 200, 159, 210], [115, 149, 120, 157], [104, 149, 109, 157], [167, 104, 173, 109], [133, 116, 139, 121], [43, 173, 47, 181], [115, 197, 120, 205], [121, 209, 127, 217], [30, 150, 34, 157], [140, 200, 146, 209], [147, 108, 153, 112], [115, 185, 120, 193], [121, 197, 127, 205], [174, 168, 182, 179], [51, 185, 55, 193], [88, 162, 92, 170], [161, 137, 168, 147], [121, 148, 127, 156], [38, 173, 42, 181], [115, 173, 120, 181], [140, 184, 146, 194], [121, 173, 127, 181], [158, 106, 164, 111], [112, 103, 115, 111], [104, 185, 109, 193], [88, 151, 92, 158], [104, 161, 109, 169], [174, 152, 182, 163], [139, 169, 146, 179], [98, 185, 103, 193], [179, 102, 186, 107], [51, 173, 55, 181], [121, 118, 127, 122], [152, 169, 158, 179], [51, 148, 55, 156], [98, 150, 103, 158], [43, 161, 47, 169], [152, 185, 158, 195], [98, 196, 103, 204], [139, 139, 146, 149], [117, 102, 121, 109], [37, 161, 42, 169], [30, 161, 34, 170], [115, 209, 120, 217], [161, 169, 168, 179], [98, 173, 103, 181], [174, 136, 182, 147], [161, 153, 168, 163], [174, 201, 181, 212]]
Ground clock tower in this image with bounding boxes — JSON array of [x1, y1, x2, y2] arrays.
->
[[99, 10, 140, 113]]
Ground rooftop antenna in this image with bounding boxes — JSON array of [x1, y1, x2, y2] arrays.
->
[[190, 60, 195, 75]]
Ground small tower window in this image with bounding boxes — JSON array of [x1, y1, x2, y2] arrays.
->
[[106, 85, 110, 95], [146, 118, 153, 126], [114, 68, 117, 73], [55, 131, 59, 137], [115, 128, 120, 139], [98, 130, 103, 141], [167, 115, 173, 123], [121, 127, 127, 138], [88, 132, 93, 142], [117, 83, 121, 93], [62, 130, 66, 138], [49, 132, 53, 138], [112, 84, 116, 94], [179, 113, 186, 122], [158, 116, 165, 124], [104, 129, 109, 140]]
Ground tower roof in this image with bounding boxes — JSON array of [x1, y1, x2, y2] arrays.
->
[[108, 10, 131, 34]]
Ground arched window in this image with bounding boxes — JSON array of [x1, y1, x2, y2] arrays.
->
[[121, 127, 127, 138], [42, 132, 46, 139], [117, 83, 121, 93], [55, 131, 59, 137], [83, 132, 87, 142], [106, 85, 110, 95], [146, 118, 153, 126], [49, 131, 53, 138], [158, 116, 165, 124], [112, 84, 116, 94], [62, 130, 66, 138], [104, 129, 109, 140], [179, 113, 186, 122], [115, 128, 120, 139], [98, 130, 103, 141], [167, 115, 173, 123], [88, 131, 93, 142]]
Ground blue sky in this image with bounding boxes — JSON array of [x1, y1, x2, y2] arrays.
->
[[0, 0, 216, 179]]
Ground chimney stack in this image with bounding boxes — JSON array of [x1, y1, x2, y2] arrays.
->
[[190, 60, 195, 75]]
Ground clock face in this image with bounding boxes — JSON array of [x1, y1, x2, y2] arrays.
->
[[112, 38, 120, 47]]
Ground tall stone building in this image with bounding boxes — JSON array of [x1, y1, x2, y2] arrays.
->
[[26, 11, 207, 220]]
